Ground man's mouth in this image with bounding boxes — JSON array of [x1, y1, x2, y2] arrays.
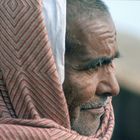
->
[[80, 98, 109, 114], [80, 104, 105, 115], [80, 103, 105, 110]]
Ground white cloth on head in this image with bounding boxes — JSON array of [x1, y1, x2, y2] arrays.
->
[[42, 0, 66, 84]]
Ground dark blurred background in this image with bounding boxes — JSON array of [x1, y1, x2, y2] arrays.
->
[[112, 87, 140, 140]]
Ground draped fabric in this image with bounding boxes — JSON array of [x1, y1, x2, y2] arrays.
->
[[0, 0, 114, 140]]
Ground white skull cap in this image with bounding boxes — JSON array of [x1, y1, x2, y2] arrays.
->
[[42, 0, 66, 84]]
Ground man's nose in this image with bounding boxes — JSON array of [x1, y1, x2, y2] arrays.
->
[[96, 72, 120, 97]]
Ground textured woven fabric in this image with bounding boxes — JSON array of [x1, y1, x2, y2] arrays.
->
[[0, 0, 114, 139]]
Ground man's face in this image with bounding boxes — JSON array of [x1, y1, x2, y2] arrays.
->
[[63, 16, 120, 136]]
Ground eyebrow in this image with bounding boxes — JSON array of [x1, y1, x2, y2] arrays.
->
[[74, 51, 120, 71]]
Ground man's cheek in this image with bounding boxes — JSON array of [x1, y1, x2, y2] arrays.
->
[[72, 80, 97, 103]]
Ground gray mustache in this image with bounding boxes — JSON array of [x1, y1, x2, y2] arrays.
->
[[80, 97, 109, 110]]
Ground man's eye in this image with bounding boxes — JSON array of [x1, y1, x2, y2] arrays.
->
[[97, 61, 102, 67], [103, 59, 112, 65]]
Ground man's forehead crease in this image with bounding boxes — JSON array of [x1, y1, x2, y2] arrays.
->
[[79, 17, 115, 33], [97, 29, 116, 42], [80, 21, 100, 33], [96, 37, 118, 55], [83, 23, 111, 34]]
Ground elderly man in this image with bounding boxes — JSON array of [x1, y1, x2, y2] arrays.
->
[[0, 0, 119, 140], [63, 0, 120, 136]]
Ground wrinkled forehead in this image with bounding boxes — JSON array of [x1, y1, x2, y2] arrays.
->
[[66, 16, 118, 62], [72, 15, 116, 40]]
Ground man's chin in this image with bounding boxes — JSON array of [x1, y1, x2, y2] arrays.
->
[[70, 109, 104, 136]]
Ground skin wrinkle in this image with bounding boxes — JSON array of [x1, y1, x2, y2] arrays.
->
[[89, 28, 115, 52], [79, 15, 112, 32], [76, 22, 116, 59], [66, 22, 116, 59], [77, 17, 117, 51]]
